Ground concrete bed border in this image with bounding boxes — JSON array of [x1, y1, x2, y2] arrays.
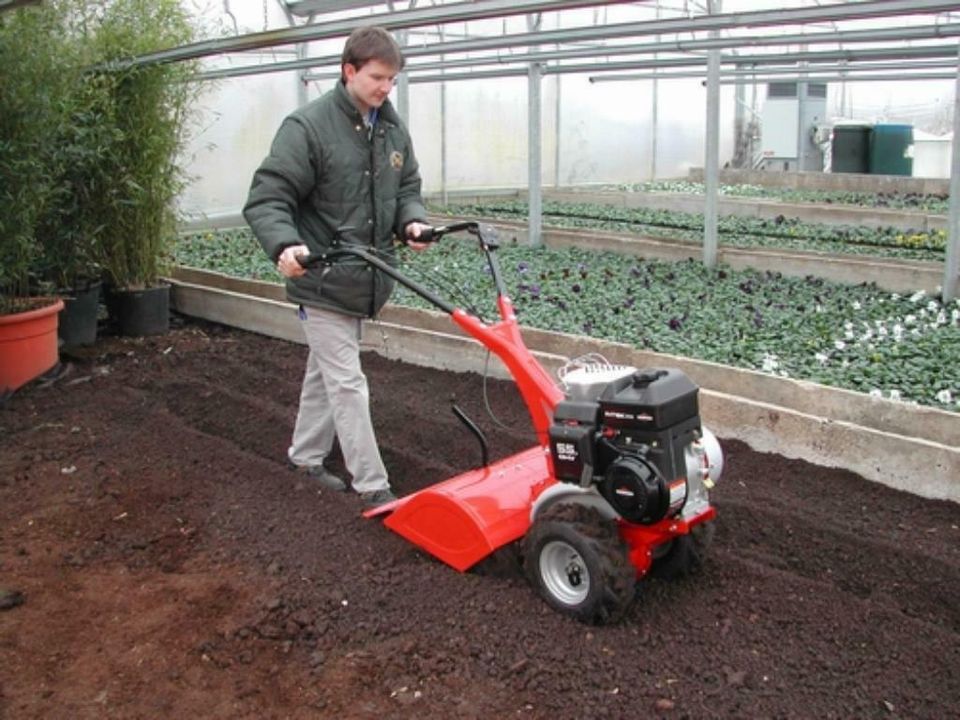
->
[[168, 266, 959, 505]]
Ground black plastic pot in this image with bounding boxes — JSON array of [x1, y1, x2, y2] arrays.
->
[[58, 281, 102, 348], [105, 283, 170, 337]]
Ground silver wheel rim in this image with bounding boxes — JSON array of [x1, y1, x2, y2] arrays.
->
[[539, 540, 590, 605]]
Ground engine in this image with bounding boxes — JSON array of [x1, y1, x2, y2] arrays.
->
[[548, 363, 721, 525]]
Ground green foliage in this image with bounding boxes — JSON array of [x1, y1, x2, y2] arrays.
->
[[617, 180, 951, 214], [36, 72, 120, 291], [172, 227, 960, 413], [434, 200, 944, 262], [176, 229, 279, 281], [0, 4, 78, 309], [1, 0, 202, 306], [82, 0, 200, 290]]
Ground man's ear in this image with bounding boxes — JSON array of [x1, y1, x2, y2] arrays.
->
[[343, 63, 357, 83]]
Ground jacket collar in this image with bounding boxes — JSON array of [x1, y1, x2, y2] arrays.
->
[[334, 80, 400, 127]]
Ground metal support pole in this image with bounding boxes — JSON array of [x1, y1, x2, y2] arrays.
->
[[529, 61, 543, 246], [733, 68, 745, 167], [797, 52, 808, 172], [651, 2, 661, 181], [395, 16, 410, 124], [554, 75, 562, 187], [703, 0, 721, 268], [944, 42, 960, 302], [527, 14, 543, 246], [280, 4, 311, 108], [439, 22, 448, 207]]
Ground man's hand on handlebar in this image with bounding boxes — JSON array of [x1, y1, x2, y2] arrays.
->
[[277, 244, 309, 278], [404, 221, 433, 251]]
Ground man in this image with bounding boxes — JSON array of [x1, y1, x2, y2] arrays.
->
[[243, 26, 430, 508]]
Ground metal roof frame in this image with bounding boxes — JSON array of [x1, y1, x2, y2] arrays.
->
[[284, 0, 387, 15], [146, 0, 960, 299], [116, 0, 960, 70]]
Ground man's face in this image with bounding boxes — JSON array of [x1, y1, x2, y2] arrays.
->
[[344, 59, 398, 113]]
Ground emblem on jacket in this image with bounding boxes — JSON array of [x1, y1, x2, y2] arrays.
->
[[390, 150, 403, 170]]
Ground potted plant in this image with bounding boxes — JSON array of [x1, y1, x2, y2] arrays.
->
[[0, 4, 74, 393], [36, 5, 113, 348], [85, 0, 200, 337], [37, 108, 108, 349]]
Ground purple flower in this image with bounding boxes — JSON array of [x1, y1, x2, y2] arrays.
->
[[668, 317, 683, 330], [571, 283, 581, 294], [517, 262, 529, 274]]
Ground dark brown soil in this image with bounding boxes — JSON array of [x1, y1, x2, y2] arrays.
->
[[2, 316, 958, 719]]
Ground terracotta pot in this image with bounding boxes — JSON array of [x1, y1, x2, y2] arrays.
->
[[0, 298, 64, 393]]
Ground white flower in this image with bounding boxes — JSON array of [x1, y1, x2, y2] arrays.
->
[[905, 314, 917, 324], [834, 340, 846, 351], [892, 324, 904, 341], [936, 389, 953, 404], [937, 311, 947, 325], [889, 389, 902, 401], [891, 293, 901, 300], [815, 304, 823, 313], [952, 309, 960, 323], [852, 301, 862, 311], [877, 326, 888, 338], [845, 329, 856, 340], [927, 301, 940, 312], [815, 352, 829, 364], [761, 353, 780, 372], [869, 389, 883, 398], [844, 321, 854, 331], [909, 290, 925, 303]]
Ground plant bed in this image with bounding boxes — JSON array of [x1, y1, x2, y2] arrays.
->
[[435, 199, 948, 262], [1, 317, 958, 718], [174, 228, 960, 414]]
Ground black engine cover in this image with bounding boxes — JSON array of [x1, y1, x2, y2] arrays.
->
[[549, 367, 703, 524], [598, 368, 699, 431]]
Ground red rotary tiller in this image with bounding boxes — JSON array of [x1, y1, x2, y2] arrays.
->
[[301, 222, 723, 624]]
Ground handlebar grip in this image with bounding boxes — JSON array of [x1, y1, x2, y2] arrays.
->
[[416, 226, 438, 243], [296, 252, 323, 268]]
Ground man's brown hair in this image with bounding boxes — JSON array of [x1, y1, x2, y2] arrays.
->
[[341, 26, 404, 81]]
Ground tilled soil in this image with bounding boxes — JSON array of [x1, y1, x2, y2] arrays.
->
[[1, 317, 958, 719]]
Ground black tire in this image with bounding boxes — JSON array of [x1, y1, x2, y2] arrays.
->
[[649, 520, 715, 580], [522, 503, 636, 625]]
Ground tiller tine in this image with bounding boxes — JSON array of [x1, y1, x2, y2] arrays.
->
[[364, 446, 553, 572]]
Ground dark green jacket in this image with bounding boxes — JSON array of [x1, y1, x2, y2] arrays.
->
[[243, 81, 426, 317]]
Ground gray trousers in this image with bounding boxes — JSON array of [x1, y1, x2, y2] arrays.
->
[[287, 305, 389, 494]]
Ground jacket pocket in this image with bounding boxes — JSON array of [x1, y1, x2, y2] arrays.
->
[[318, 263, 373, 315]]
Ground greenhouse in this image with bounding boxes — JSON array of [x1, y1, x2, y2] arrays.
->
[[1, 1, 959, 718]]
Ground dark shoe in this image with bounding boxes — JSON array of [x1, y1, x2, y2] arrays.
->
[[360, 488, 397, 508], [287, 461, 347, 492]]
